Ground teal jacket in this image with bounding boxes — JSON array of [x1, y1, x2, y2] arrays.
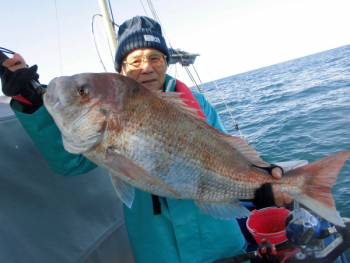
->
[[14, 75, 246, 263]]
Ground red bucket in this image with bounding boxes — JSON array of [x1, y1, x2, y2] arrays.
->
[[246, 207, 290, 245]]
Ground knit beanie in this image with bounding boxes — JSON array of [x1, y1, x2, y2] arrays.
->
[[114, 16, 170, 72]]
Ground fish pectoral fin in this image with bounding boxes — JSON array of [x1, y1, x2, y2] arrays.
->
[[106, 146, 180, 198], [195, 200, 250, 219], [110, 172, 135, 208]]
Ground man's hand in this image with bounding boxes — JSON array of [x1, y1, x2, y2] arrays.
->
[[253, 166, 293, 209], [2, 53, 26, 72], [1, 53, 42, 108], [270, 167, 293, 206]]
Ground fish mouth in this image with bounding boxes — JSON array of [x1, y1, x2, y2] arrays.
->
[[44, 81, 58, 107], [43, 92, 62, 111]]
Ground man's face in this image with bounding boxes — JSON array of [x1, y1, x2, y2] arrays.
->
[[121, 48, 167, 91]]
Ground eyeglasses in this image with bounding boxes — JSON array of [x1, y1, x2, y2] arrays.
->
[[123, 53, 166, 69]]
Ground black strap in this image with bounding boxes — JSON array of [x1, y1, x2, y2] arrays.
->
[[151, 194, 161, 215], [252, 163, 285, 176]]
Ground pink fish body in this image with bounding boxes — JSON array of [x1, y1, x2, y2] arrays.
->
[[44, 73, 350, 226]]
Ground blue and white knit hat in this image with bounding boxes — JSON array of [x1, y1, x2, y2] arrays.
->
[[114, 16, 170, 72]]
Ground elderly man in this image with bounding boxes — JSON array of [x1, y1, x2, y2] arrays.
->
[[1, 16, 286, 263]]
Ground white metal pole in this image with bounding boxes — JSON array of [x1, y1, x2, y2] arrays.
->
[[97, 0, 118, 54]]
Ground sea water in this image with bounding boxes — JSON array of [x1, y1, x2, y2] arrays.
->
[[201, 44, 350, 260]]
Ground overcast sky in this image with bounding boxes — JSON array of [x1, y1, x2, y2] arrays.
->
[[1, 0, 350, 89]]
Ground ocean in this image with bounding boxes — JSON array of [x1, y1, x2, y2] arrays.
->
[[201, 44, 350, 260]]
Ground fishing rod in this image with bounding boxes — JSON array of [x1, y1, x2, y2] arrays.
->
[[0, 47, 14, 64]]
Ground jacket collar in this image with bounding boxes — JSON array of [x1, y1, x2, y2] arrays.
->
[[163, 74, 176, 92]]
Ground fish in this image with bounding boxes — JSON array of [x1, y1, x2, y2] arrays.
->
[[43, 72, 350, 226]]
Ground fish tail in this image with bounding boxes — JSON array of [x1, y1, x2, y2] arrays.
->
[[291, 150, 350, 226]]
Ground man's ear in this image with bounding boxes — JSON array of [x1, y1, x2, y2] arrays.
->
[[120, 65, 126, 75]]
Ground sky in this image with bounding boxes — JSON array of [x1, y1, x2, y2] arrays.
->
[[1, 0, 350, 90]]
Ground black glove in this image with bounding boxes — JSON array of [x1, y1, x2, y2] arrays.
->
[[1, 65, 43, 107], [253, 183, 276, 209]]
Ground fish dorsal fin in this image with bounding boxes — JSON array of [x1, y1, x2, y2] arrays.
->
[[155, 90, 269, 167], [217, 132, 270, 167], [158, 91, 203, 120]]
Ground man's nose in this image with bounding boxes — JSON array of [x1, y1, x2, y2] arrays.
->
[[139, 60, 154, 72]]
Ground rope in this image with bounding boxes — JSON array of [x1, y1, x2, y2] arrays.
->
[[184, 66, 202, 91], [191, 64, 203, 84], [146, 0, 161, 24], [145, 0, 176, 52], [139, 0, 150, 17], [213, 80, 244, 138], [91, 14, 107, 72], [53, 0, 63, 74], [107, 0, 119, 27]]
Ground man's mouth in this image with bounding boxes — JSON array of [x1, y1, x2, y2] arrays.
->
[[141, 79, 157, 84]]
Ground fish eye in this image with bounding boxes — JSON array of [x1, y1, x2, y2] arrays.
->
[[77, 85, 89, 97]]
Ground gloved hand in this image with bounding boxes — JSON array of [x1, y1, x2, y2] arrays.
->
[[1, 53, 43, 108], [1, 65, 42, 106], [253, 183, 276, 209], [252, 165, 293, 209]]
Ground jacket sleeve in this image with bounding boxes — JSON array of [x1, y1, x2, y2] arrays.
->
[[192, 92, 226, 132], [13, 105, 97, 176]]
